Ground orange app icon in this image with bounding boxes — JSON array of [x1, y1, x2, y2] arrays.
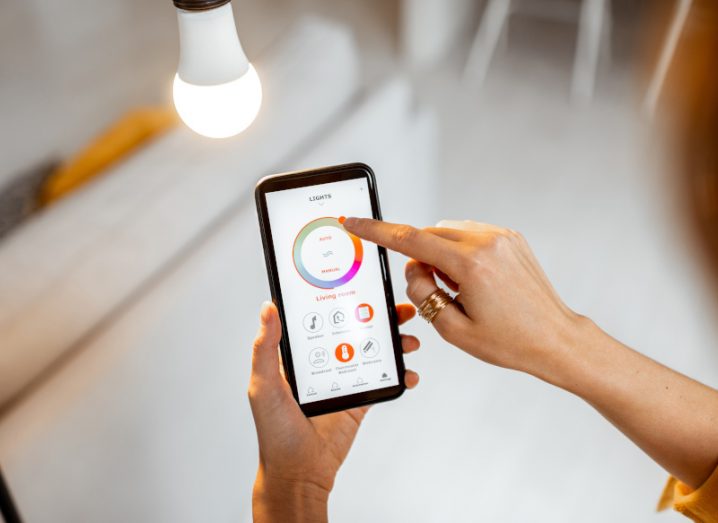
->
[[335, 342, 355, 363], [355, 303, 374, 323]]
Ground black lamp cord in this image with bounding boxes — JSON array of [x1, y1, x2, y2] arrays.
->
[[0, 466, 22, 523]]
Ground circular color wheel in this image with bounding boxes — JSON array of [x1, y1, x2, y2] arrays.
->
[[293, 217, 363, 289]]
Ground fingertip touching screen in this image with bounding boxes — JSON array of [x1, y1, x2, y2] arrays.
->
[[264, 177, 399, 405]]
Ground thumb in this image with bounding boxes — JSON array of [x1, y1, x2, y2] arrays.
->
[[251, 301, 283, 382]]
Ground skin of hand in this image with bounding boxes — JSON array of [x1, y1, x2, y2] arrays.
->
[[347, 218, 579, 376], [342, 217, 718, 490], [249, 302, 421, 523]]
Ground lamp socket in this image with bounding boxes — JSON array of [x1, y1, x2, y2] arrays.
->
[[173, 0, 231, 11]]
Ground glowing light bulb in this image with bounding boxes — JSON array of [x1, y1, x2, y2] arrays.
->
[[173, 65, 261, 139], [173, 1, 262, 139]]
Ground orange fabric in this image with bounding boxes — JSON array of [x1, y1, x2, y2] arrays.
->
[[658, 467, 718, 522], [39, 107, 179, 206]]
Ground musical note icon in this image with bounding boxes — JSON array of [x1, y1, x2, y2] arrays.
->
[[303, 312, 323, 333]]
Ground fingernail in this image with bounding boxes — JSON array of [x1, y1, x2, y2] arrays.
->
[[260, 300, 272, 320], [342, 217, 358, 228]]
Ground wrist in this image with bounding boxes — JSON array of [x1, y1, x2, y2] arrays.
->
[[532, 313, 611, 394], [253, 466, 330, 523]]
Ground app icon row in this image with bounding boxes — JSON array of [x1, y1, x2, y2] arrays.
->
[[303, 303, 374, 333], [308, 338, 380, 368], [305, 372, 392, 396], [306, 376, 370, 396]]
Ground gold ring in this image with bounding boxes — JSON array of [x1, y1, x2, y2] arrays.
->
[[417, 289, 454, 323]]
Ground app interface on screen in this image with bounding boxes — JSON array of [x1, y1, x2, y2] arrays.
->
[[265, 177, 399, 404]]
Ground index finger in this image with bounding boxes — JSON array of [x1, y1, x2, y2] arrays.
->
[[342, 217, 463, 276]]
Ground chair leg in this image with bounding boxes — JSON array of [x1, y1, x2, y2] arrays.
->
[[571, 0, 606, 103], [600, 0, 612, 67], [643, 0, 693, 118], [463, 0, 512, 86]]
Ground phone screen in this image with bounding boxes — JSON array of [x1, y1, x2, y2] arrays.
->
[[264, 177, 400, 405]]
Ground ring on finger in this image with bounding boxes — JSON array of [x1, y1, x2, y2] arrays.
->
[[417, 289, 454, 323]]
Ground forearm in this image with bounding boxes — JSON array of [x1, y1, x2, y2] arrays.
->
[[541, 317, 718, 489], [253, 468, 330, 523]]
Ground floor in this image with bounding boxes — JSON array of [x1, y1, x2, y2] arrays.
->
[[3, 1, 718, 522]]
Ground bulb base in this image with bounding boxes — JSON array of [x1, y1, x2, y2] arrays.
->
[[173, 0, 231, 11], [176, 2, 248, 85]]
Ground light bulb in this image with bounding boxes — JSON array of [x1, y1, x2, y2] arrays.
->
[[172, 0, 262, 139], [173, 65, 261, 139]]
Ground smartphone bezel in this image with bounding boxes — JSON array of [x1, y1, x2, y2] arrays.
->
[[255, 163, 406, 417]]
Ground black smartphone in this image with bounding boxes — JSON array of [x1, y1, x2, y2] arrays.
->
[[255, 163, 406, 417]]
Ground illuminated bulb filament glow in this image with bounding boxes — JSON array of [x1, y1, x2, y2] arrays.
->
[[173, 64, 262, 139]]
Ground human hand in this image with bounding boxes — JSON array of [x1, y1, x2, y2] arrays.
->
[[342, 218, 584, 381], [346, 219, 718, 497], [249, 301, 420, 523]]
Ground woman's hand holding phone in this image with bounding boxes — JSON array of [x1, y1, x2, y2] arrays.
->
[[249, 302, 420, 523]]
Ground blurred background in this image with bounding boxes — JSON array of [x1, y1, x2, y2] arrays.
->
[[1, 0, 716, 521]]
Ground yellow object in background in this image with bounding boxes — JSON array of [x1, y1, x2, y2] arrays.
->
[[39, 107, 179, 206]]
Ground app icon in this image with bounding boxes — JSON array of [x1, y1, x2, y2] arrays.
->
[[355, 303, 374, 323], [303, 312, 323, 333], [329, 307, 348, 328], [307, 387, 316, 395], [359, 337, 380, 359], [308, 347, 329, 368], [331, 382, 340, 391], [335, 342, 355, 363]]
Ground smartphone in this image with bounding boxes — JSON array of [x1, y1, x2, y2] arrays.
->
[[255, 163, 406, 417]]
